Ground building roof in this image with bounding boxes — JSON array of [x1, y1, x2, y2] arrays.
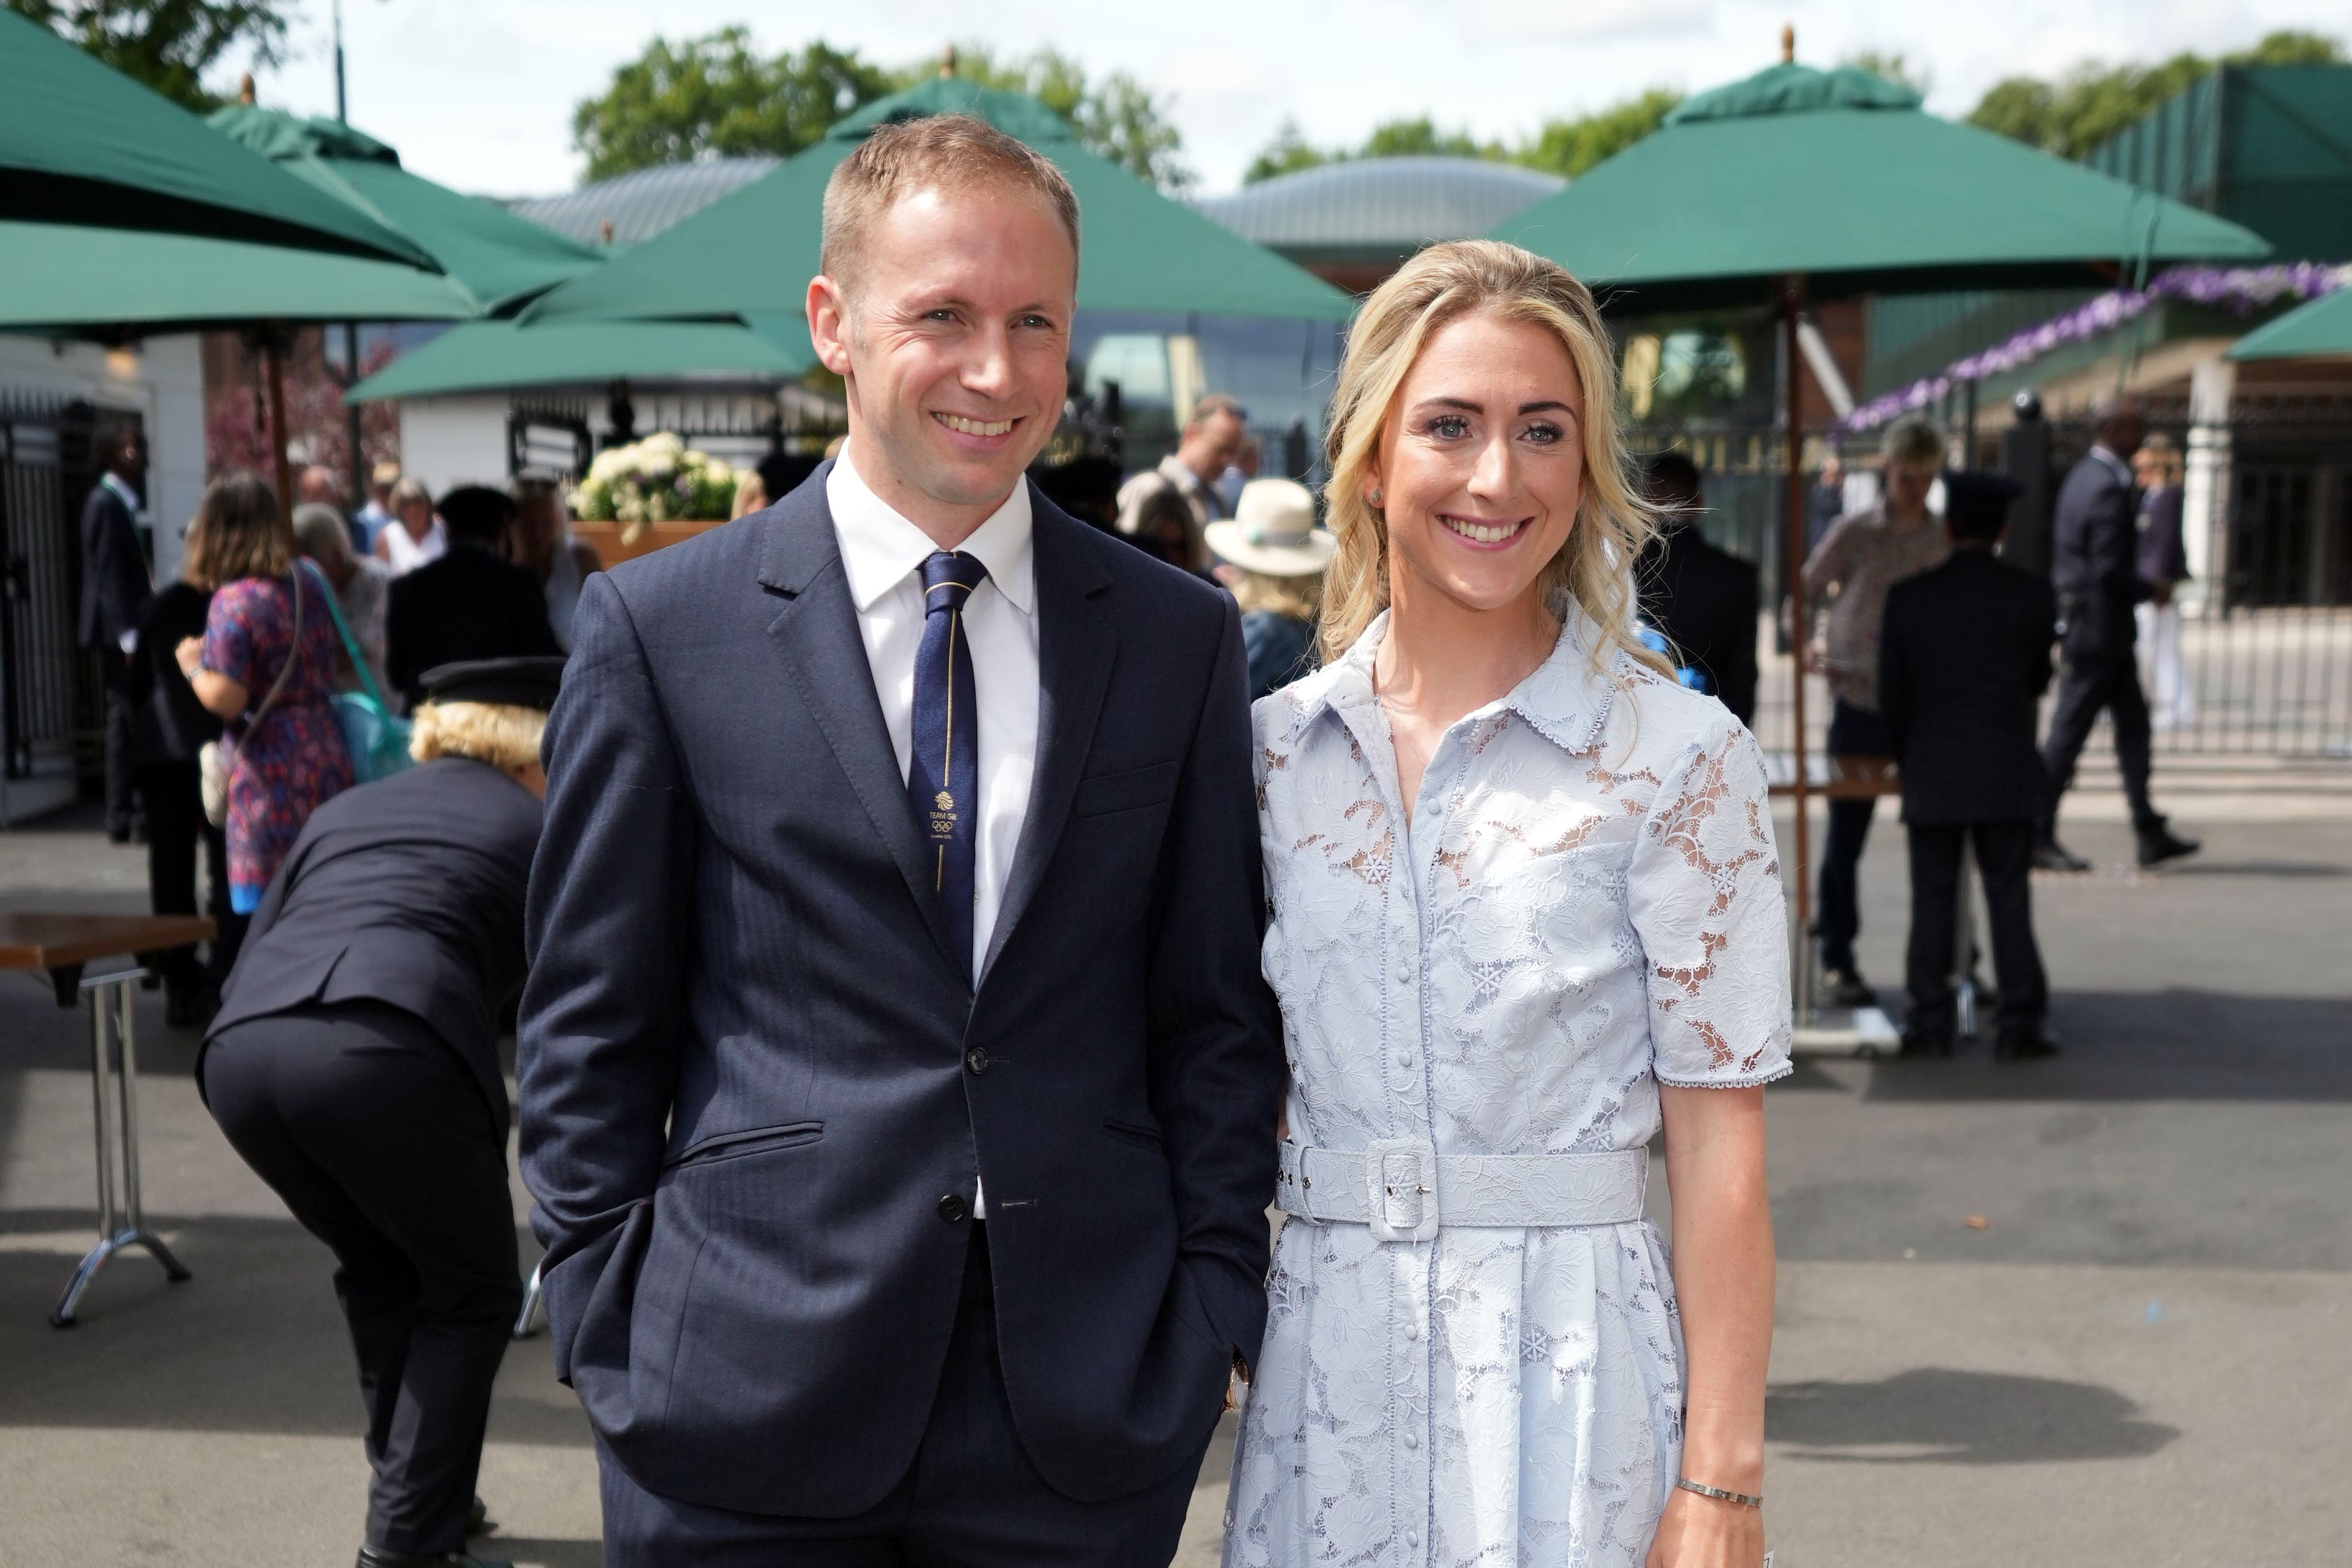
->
[[507, 158, 780, 248], [1193, 156, 1564, 264]]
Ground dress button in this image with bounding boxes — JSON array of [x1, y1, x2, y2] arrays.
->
[[937, 1193, 968, 1223], [1396, 1050, 1415, 1069], [1404, 1322, 1422, 1341], [1406, 1528, 1420, 1549], [1404, 1428, 1420, 1451], [964, 1046, 990, 1076]]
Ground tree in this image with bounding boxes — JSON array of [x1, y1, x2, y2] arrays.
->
[[1843, 51, 1930, 95], [925, 44, 1190, 190], [1359, 116, 1498, 160], [1514, 89, 1684, 179], [1244, 119, 1328, 184], [7, 0, 288, 110], [572, 30, 895, 183], [1968, 30, 2344, 159]]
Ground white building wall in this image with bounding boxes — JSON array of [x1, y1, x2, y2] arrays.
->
[[396, 395, 512, 496]]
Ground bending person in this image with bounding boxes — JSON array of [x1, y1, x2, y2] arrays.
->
[[200, 656, 564, 1568]]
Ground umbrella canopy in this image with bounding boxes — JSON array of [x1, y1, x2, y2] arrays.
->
[[1492, 62, 2271, 312], [2227, 283, 2352, 361], [347, 319, 812, 401], [0, 9, 429, 266], [0, 218, 481, 332], [521, 76, 1357, 338], [207, 106, 602, 313]]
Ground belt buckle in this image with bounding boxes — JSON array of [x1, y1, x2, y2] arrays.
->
[[1363, 1139, 1439, 1243]]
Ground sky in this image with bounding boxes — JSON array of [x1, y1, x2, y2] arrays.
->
[[242, 0, 2342, 200]]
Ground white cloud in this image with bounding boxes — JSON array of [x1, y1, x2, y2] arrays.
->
[[1462, 0, 1715, 43]]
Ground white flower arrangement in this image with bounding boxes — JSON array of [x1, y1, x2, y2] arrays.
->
[[569, 432, 741, 543]]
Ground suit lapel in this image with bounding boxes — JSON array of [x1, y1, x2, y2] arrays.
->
[[757, 468, 957, 968], [979, 494, 1115, 984]]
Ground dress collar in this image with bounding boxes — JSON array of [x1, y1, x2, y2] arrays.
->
[[827, 444, 1035, 616], [1284, 606, 1621, 757]]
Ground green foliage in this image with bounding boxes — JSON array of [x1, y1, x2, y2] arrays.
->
[[571, 29, 894, 183], [571, 35, 1191, 190], [1843, 51, 1930, 95], [1360, 116, 1499, 160], [7, 0, 288, 110], [1244, 119, 1328, 184], [1967, 30, 2346, 159], [1515, 89, 1685, 179]]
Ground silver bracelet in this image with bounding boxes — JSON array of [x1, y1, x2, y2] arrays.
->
[[1677, 1476, 1763, 1508]]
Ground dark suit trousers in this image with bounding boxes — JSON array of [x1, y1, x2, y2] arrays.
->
[[201, 1002, 520, 1556], [1818, 700, 1892, 971], [2041, 649, 2156, 832], [596, 1226, 1205, 1568], [133, 760, 241, 994], [102, 651, 139, 835], [1905, 821, 2049, 1040]]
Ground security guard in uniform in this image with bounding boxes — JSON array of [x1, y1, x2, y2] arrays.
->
[[200, 656, 564, 1568]]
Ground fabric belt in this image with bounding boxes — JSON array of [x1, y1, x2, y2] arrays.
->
[[1275, 1140, 1649, 1243]]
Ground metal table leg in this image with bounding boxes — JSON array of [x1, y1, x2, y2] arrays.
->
[[51, 968, 191, 1327]]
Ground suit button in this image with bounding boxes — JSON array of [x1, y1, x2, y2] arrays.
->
[[964, 1047, 990, 1076], [937, 1193, 968, 1224]]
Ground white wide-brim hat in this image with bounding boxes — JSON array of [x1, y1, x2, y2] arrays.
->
[[1204, 478, 1335, 578]]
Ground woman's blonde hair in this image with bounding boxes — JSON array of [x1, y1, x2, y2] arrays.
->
[[408, 700, 546, 772], [1317, 239, 1668, 677], [182, 471, 290, 589], [1234, 569, 1321, 623]]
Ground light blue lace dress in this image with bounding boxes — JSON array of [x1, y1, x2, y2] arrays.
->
[[1224, 612, 1791, 1568]]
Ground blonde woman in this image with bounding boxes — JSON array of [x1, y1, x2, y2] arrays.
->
[[1205, 476, 1333, 699], [1226, 241, 1788, 1568]]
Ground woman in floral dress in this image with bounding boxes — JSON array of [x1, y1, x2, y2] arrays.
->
[[176, 473, 352, 914], [1225, 242, 1788, 1568]]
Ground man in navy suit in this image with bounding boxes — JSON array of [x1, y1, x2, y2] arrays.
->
[[79, 424, 153, 842], [517, 113, 1286, 1566]]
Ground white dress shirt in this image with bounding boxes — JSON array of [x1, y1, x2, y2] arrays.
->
[[829, 450, 1041, 1213]]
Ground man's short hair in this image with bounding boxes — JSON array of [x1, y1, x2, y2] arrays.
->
[[436, 484, 515, 545], [1643, 450, 1703, 509], [820, 115, 1080, 298], [1880, 415, 1944, 470], [1187, 394, 1247, 432]]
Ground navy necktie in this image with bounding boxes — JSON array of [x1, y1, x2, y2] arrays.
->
[[907, 551, 989, 981]]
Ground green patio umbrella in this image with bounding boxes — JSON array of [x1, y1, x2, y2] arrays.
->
[[0, 8, 427, 266], [347, 319, 811, 401], [1489, 48, 2273, 1007], [2227, 284, 2352, 360], [206, 106, 600, 313], [520, 76, 1357, 339]]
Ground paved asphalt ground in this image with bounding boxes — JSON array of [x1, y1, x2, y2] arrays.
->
[[4, 783, 2348, 1567]]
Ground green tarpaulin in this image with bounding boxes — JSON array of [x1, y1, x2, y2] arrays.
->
[[1492, 61, 2271, 312], [0, 219, 479, 331], [347, 319, 811, 400], [522, 77, 1357, 342], [0, 9, 429, 267], [208, 106, 600, 313], [2227, 284, 2352, 360]]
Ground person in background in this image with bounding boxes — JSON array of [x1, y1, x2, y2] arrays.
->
[[1879, 473, 2058, 1063], [2038, 397, 2199, 872], [1215, 430, 1261, 517], [509, 472, 603, 653], [355, 460, 400, 554], [374, 475, 446, 576], [293, 502, 396, 707], [386, 486, 559, 710], [728, 468, 769, 519], [200, 655, 563, 1568], [175, 473, 353, 917], [1798, 414, 1949, 1010], [1636, 450, 1760, 726], [2133, 434, 2193, 731], [80, 425, 153, 842], [298, 464, 342, 509], [128, 520, 237, 1025], [1808, 454, 1845, 551], [1205, 476, 1332, 700], [1114, 392, 1247, 566]]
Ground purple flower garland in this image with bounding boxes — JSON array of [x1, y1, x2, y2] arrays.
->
[[1842, 262, 2352, 431]]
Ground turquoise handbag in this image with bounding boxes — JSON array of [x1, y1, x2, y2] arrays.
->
[[301, 559, 413, 784]]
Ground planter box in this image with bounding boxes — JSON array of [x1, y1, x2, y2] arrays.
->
[[571, 517, 732, 566]]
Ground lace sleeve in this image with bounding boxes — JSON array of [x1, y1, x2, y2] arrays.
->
[[1628, 713, 1794, 1087]]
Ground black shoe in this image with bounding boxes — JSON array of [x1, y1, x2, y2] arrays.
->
[[466, 1496, 491, 1536], [356, 1547, 512, 1568], [1897, 1028, 1954, 1059], [2033, 838, 2091, 873], [1994, 1030, 2060, 1061], [2135, 818, 2200, 868], [1825, 968, 1876, 1009]]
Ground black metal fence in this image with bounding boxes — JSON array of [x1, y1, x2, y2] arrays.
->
[[1, 394, 83, 783]]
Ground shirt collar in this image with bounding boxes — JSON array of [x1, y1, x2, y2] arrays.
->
[[1284, 607, 1618, 757], [1159, 453, 1210, 496], [827, 446, 1035, 616], [101, 471, 142, 513], [2090, 445, 2134, 484]]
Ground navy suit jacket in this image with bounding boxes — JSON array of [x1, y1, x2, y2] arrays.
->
[[79, 478, 151, 651], [517, 465, 1285, 1516], [1879, 548, 2057, 826], [2050, 450, 2142, 659]]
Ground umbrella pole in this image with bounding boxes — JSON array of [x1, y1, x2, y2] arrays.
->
[[264, 332, 293, 525], [1782, 278, 1813, 1015]]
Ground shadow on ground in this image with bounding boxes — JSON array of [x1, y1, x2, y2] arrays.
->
[[1767, 1367, 2180, 1463]]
